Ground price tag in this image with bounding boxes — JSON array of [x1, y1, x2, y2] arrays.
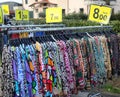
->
[[0, 7, 3, 24], [88, 4, 112, 24], [15, 10, 29, 21], [15, 10, 22, 20], [22, 10, 29, 21], [46, 7, 62, 23], [2, 5, 9, 15]]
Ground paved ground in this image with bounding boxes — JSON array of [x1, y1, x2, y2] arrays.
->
[[71, 91, 120, 97], [102, 93, 120, 97], [71, 91, 89, 97]]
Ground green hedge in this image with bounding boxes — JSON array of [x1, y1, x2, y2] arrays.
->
[[62, 19, 99, 27], [110, 13, 120, 21], [30, 18, 120, 33], [63, 13, 88, 20], [110, 21, 120, 33]]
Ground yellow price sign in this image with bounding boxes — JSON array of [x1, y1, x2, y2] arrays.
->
[[2, 5, 9, 15], [46, 7, 62, 23], [0, 7, 3, 24], [15, 10, 22, 20], [88, 4, 112, 24], [15, 10, 29, 21], [22, 10, 29, 21]]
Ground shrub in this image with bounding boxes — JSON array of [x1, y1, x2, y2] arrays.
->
[[30, 18, 46, 24], [39, 12, 46, 18], [110, 13, 120, 21], [63, 13, 88, 20], [110, 21, 120, 33], [30, 18, 120, 33]]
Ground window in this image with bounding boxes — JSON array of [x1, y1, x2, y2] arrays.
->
[[43, 8, 46, 13], [62, 9, 65, 15], [35, 9, 38, 13], [39, 12, 45, 17], [112, 8, 114, 14], [43, 3, 47, 6], [25, 0, 28, 4], [80, 8, 84, 13]]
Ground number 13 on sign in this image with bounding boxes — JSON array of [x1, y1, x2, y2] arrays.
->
[[88, 4, 112, 24], [15, 10, 29, 21]]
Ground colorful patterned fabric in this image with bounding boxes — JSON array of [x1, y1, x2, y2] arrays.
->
[[1, 33, 120, 97]]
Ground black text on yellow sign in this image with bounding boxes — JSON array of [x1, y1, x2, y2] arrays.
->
[[88, 4, 112, 24], [46, 7, 62, 23], [2, 5, 9, 15], [15, 10, 29, 21], [22, 10, 29, 21], [0, 7, 3, 24]]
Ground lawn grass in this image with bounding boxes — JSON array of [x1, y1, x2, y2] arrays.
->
[[103, 83, 120, 94]]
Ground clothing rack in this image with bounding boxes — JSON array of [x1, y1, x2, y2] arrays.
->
[[9, 25, 114, 46], [8, 26, 112, 34], [2, 25, 119, 97]]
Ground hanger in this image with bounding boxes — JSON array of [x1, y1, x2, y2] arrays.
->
[[50, 35, 57, 42], [86, 32, 94, 39]]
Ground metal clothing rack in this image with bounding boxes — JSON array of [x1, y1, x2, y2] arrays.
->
[[3, 25, 113, 97], [8, 26, 112, 34]]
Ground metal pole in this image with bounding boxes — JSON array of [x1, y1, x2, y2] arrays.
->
[[0, 24, 65, 29], [8, 26, 112, 34]]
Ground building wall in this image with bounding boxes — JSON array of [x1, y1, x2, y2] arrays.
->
[[22, 0, 34, 11], [13, 6, 23, 10], [50, 0, 87, 14], [68, 0, 87, 13], [55, 0, 68, 14], [22, 0, 119, 18], [111, 0, 120, 13]]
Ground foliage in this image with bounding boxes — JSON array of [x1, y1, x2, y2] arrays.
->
[[110, 20, 120, 33], [63, 13, 88, 20], [103, 83, 120, 94], [110, 13, 120, 21], [39, 12, 46, 18], [30, 18, 46, 24], [30, 18, 120, 33]]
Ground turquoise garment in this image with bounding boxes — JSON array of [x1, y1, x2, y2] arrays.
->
[[91, 37, 106, 81], [16, 46, 26, 97], [13, 47, 20, 97]]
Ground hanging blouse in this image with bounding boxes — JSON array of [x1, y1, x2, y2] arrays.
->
[[2, 46, 14, 97], [1, 33, 118, 97]]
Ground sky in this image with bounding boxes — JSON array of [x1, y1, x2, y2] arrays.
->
[[0, 0, 22, 3]]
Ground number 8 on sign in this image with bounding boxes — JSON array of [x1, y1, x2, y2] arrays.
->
[[88, 4, 112, 24], [93, 8, 99, 19]]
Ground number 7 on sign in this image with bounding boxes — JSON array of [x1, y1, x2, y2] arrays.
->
[[50, 14, 54, 20]]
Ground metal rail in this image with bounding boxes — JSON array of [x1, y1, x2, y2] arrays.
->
[[8, 26, 112, 34], [0, 24, 65, 29]]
